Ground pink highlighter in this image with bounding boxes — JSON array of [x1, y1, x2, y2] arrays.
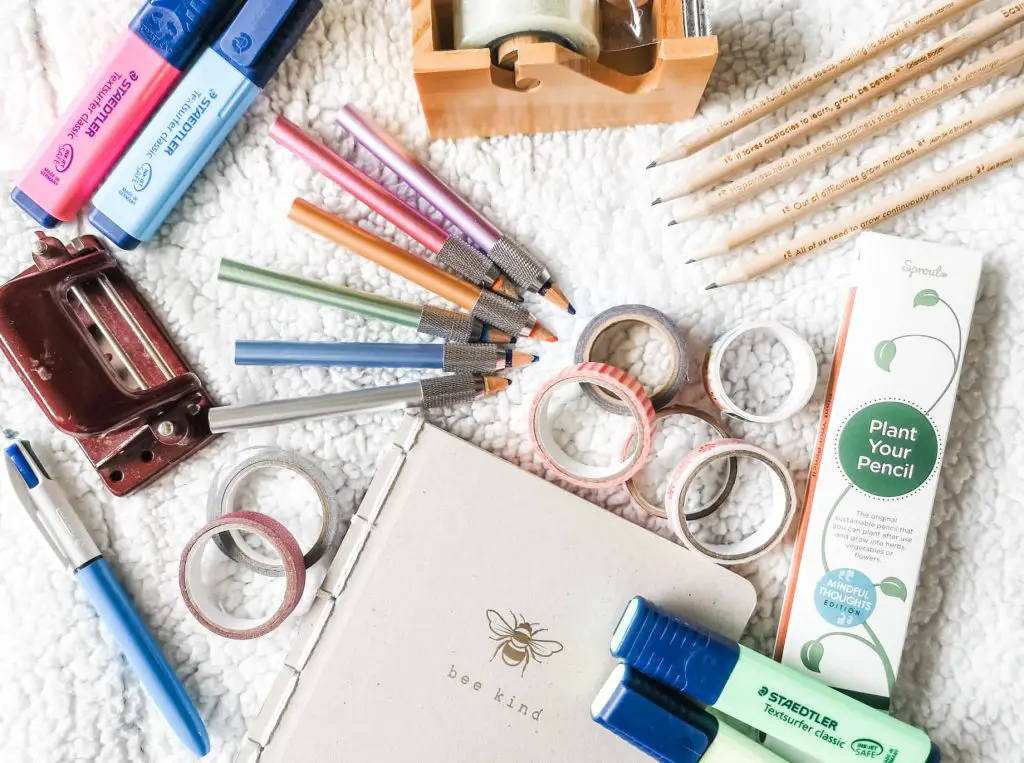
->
[[11, 0, 234, 227]]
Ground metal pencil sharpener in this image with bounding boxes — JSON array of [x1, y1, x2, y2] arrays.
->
[[0, 233, 219, 496]]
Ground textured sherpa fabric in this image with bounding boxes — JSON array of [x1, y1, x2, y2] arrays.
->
[[1, 1, 1022, 761]]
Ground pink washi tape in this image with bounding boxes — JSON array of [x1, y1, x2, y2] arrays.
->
[[530, 362, 656, 489], [179, 511, 306, 640]]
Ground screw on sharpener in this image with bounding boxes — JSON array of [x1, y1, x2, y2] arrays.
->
[[0, 234, 220, 496]]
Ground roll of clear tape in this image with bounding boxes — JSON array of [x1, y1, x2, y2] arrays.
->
[[454, 0, 603, 60]]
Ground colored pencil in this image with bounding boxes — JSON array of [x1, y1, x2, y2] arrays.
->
[[336, 104, 574, 314], [706, 134, 1024, 287], [234, 340, 537, 372], [671, 38, 1024, 225], [648, 0, 985, 168], [289, 198, 558, 342], [218, 258, 513, 344], [690, 84, 1024, 262], [654, 1, 1024, 203], [208, 375, 510, 433], [269, 116, 520, 301]]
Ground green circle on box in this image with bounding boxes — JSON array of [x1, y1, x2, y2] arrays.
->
[[838, 401, 938, 498]]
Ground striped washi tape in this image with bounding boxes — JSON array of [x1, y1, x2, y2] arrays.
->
[[702, 320, 818, 424], [665, 439, 797, 565], [575, 304, 690, 415], [530, 362, 656, 489], [179, 511, 306, 640]]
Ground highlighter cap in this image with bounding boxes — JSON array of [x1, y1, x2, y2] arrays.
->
[[593, 663, 717, 763], [130, 0, 235, 70], [610, 596, 740, 706], [215, 0, 322, 88]]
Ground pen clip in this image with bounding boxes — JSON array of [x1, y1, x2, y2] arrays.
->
[[3, 450, 74, 571]]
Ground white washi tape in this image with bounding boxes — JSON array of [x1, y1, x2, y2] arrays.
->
[[530, 362, 656, 489], [665, 439, 797, 565], [180, 511, 306, 640], [703, 320, 818, 424], [208, 448, 342, 577], [454, 0, 603, 59]]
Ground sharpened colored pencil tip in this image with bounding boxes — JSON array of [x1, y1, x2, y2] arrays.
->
[[529, 322, 558, 343], [567, 303, 576, 316], [705, 282, 720, 291], [646, 161, 658, 170], [483, 376, 511, 396], [509, 350, 539, 368], [651, 197, 663, 207], [668, 220, 679, 227], [542, 283, 573, 314]]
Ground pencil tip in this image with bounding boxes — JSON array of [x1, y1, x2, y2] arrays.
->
[[667, 220, 679, 228], [685, 258, 695, 265], [529, 322, 558, 343], [531, 354, 540, 363], [705, 282, 720, 291], [651, 197, 663, 207], [483, 376, 511, 396], [646, 161, 658, 170], [510, 350, 539, 368], [542, 284, 573, 314]]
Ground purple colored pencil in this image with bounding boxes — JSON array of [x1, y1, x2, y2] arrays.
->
[[336, 105, 574, 313]]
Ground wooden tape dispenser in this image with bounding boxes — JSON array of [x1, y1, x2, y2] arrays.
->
[[0, 233, 218, 496]]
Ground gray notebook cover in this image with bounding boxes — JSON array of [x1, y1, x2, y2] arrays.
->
[[236, 417, 756, 762]]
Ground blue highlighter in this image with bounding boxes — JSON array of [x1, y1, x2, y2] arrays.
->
[[593, 664, 786, 763], [89, 0, 321, 249]]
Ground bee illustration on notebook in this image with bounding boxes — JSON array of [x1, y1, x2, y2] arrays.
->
[[486, 610, 563, 676]]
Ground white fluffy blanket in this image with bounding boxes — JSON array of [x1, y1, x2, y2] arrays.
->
[[0, 1, 1021, 761]]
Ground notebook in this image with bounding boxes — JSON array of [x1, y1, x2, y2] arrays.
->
[[233, 416, 756, 763]]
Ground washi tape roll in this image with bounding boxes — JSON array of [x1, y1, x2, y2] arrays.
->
[[179, 512, 306, 640], [454, 0, 603, 59], [702, 320, 818, 424], [575, 305, 690, 414], [622, 405, 737, 521], [207, 448, 342, 577], [530, 362, 656, 489], [665, 439, 797, 565]]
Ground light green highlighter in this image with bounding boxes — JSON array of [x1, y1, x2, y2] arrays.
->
[[611, 597, 940, 763]]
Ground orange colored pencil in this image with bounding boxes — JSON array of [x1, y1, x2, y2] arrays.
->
[[289, 199, 556, 342]]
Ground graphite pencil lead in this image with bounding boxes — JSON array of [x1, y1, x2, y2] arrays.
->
[[704, 282, 720, 291], [685, 258, 696, 264], [651, 197, 663, 206], [646, 160, 658, 170], [667, 220, 679, 227]]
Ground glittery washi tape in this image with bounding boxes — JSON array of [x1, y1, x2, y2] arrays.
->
[[622, 405, 737, 521], [702, 319, 818, 424], [665, 439, 797, 565], [208, 448, 341, 577], [575, 304, 690, 414], [179, 512, 306, 640], [530, 362, 656, 489]]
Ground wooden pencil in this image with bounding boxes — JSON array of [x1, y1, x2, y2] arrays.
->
[[672, 38, 1024, 224], [648, 0, 986, 168], [654, 1, 1024, 203], [690, 84, 1024, 262], [706, 134, 1024, 288], [289, 199, 557, 342]]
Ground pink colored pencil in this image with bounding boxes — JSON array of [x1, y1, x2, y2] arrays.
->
[[269, 116, 515, 299]]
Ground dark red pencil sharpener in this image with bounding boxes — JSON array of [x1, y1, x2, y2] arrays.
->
[[0, 232, 219, 496]]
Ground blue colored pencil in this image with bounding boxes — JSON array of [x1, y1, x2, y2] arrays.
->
[[234, 341, 537, 372]]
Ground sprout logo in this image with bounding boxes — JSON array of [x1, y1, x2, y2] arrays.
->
[[758, 686, 769, 697], [851, 738, 885, 758], [232, 33, 253, 55]]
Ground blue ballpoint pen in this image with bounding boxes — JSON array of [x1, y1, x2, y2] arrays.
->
[[2, 433, 210, 757]]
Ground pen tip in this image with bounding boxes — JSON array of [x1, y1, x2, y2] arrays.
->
[[705, 282, 720, 291], [646, 161, 658, 170], [651, 197, 663, 207]]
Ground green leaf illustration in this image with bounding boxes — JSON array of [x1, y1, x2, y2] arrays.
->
[[874, 340, 897, 372], [879, 577, 908, 602], [914, 289, 940, 307], [800, 640, 825, 673]]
